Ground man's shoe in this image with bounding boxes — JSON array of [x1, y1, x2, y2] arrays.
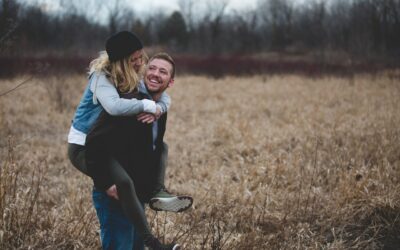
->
[[144, 234, 181, 250], [149, 187, 193, 212]]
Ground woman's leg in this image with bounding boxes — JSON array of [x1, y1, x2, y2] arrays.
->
[[106, 157, 152, 237], [107, 157, 180, 249], [68, 143, 113, 190], [68, 143, 89, 175]]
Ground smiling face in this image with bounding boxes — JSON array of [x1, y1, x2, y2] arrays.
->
[[130, 50, 144, 72], [144, 58, 173, 95]]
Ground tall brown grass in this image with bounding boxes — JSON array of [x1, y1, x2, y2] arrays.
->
[[0, 73, 399, 249]]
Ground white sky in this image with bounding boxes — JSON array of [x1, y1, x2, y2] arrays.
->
[[130, 0, 259, 14], [22, 0, 260, 15], [21, 0, 311, 25]]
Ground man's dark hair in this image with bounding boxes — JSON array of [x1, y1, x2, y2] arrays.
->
[[149, 52, 175, 79]]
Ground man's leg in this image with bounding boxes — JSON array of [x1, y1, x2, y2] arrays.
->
[[154, 142, 168, 190], [93, 160, 180, 250], [92, 188, 145, 250], [133, 226, 145, 250], [149, 142, 193, 213]]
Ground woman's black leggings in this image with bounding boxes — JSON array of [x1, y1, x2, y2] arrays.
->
[[67, 143, 168, 237]]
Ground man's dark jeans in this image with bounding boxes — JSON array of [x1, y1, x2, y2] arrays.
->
[[92, 188, 144, 250]]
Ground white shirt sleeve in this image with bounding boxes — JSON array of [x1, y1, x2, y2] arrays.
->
[[142, 99, 157, 113]]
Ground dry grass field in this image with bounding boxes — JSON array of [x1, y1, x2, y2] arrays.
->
[[0, 73, 399, 249]]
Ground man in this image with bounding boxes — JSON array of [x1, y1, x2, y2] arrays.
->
[[87, 53, 191, 250]]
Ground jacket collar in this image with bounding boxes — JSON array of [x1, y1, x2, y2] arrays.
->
[[138, 80, 152, 99]]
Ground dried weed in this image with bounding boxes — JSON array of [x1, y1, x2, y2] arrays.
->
[[0, 73, 399, 249]]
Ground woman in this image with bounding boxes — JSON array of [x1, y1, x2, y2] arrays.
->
[[68, 31, 169, 184], [67, 31, 180, 250]]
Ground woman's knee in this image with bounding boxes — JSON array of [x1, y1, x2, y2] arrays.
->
[[162, 142, 168, 154], [67, 143, 78, 164], [116, 176, 135, 192], [68, 143, 88, 174]]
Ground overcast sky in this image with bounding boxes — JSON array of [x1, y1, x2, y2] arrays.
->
[[22, 0, 313, 14], [129, 0, 259, 13], [22, 0, 260, 14], [20, 0, 311, 25]]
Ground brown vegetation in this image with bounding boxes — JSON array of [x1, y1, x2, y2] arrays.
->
[[2, 53, 397, 79], [0, 72, 399, 249]]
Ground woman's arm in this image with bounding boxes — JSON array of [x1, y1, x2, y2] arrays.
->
[[156, 92, 171, 114], [136, 88, 171, 123], [91, 73, 157, 116]]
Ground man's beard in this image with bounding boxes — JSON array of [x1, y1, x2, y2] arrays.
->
[[146, 83, 168, 96]]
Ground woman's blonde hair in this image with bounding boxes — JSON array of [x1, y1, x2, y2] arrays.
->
[[88, 50, 148, 93]]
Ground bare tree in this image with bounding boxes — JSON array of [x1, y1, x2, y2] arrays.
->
[[59, 0, 102, 21], [142, 10, 168, 45], [177, 0, 196, 32], [2, 0, 400, 64], [106, 0, 122, 35], [228, 9, 260, 52], [203, 0, 229, 53], [0, 0, 19, 52], [258, 0, 294, 49], [299, 0, 327, 49], [326, 0, 352, 51], [159, 11, 188, 51]]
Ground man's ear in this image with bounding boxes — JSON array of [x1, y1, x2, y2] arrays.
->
[[168, 78, 175, 88]]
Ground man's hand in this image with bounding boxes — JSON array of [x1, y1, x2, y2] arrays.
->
[[137, 113, 156, 123], [106, 185, 119, 200]]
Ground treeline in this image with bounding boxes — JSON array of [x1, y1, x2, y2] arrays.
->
[[0, 0, 400, 55], [1, 0, 400, 57], [0, 0, 399, 77]]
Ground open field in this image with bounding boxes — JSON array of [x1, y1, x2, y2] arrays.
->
[[0, 73, 399, 249]]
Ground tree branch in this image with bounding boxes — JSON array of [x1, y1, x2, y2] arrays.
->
[[0, 76, 34, 98]]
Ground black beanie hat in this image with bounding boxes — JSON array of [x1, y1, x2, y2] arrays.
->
[[106, 31, 143, 62]]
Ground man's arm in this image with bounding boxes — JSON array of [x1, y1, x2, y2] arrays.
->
[[156, 92, 171, 114]]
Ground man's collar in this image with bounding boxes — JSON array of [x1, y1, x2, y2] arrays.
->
[[139, 80, 152, 99]]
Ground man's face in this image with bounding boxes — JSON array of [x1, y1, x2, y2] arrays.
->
[[130, 50, 143, 72], [144, 58, 173, 94]]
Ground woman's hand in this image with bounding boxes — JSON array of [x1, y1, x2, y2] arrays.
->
[[137, 113, 156, 123], [106, 185, 119, 200], [154, 105, 162, 119]]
